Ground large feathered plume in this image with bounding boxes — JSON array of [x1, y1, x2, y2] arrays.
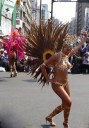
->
[[56, 22, 70, 52], [23, 19, 70, 86]]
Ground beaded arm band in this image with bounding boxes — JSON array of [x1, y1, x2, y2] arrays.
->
[[72, 49, 76, 54], [41, 62, 47, 67]]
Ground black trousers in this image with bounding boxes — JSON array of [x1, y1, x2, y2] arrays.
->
[[79, 64, 89, 73]]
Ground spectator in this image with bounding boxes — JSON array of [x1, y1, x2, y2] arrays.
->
[[82, 37, 89, 53], [2, 50, 9, 71], [0, 49, 4, 67], [82, 52, 89, 73], [0, 38, 3, 49]]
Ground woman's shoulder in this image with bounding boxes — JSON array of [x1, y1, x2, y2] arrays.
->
[[54, 52, 59, 58], [54, 52, 61, 57], [52, 52, 61, 61]]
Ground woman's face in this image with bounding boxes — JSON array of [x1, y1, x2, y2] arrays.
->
[[62, 46, 72, 55]]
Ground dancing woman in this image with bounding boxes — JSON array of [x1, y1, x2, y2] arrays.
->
[[8, 45, 17, 77], [41, 31, 87, 128], [23, 19, 87, 128], [3, 29, 25, 77]]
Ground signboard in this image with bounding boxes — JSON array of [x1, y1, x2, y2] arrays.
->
[[16, 0, 20, 5], [16, 20, 20, 25], [16, 12, 20, 19], [4, 0, 17, 7], [1, 0, 17, 19], [16, 5, 20, 19]]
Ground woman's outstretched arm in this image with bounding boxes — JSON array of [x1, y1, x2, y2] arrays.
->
[[68, 31, 88, 57]]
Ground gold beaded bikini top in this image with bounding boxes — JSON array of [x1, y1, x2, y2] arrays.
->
[[55, 52, 72, 71]]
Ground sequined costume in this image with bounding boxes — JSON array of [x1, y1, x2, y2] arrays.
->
[[3, 29, 25, 77], [23, 19, 78, 128]]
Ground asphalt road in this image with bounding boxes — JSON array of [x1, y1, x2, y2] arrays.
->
[[0, 72, 89, 128]]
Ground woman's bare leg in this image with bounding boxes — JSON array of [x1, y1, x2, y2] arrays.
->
[[13, 63, 17, 77], [9, 65, 13, 77], [52, 83, 72, 107], [46, 104, 64, 126], [51, 83, 72, 128], [46, 83, 71, 120], [63, 83, 72, 128], [46, 104, 64, 119]]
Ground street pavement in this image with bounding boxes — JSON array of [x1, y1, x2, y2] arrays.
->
[[0, 72, 89, 128]]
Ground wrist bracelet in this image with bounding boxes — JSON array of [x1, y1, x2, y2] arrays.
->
[[42, 62, 46, 66], [72, 49, 76, 54]]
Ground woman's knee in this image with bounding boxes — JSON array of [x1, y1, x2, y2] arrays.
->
[[62, 98, 72, 108], [66, 98, 72, 107]]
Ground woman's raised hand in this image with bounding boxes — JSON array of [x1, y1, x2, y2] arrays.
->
[[83, 31, 88, 39]]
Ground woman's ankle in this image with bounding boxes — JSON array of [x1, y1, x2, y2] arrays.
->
[[63, 122, 68, 127], [46, 116, 52, 121]]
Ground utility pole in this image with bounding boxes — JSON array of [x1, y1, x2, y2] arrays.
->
[[51, 0, 53, 19], [40, 0, 42, 20]]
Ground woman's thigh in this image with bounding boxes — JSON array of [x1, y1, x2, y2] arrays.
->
[[64, 83, 70, 96], [62, 83, 71, 106], [51, 83, 72, 106]]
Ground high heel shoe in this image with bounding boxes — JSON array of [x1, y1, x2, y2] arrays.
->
[[14, 72, 17, 77], [64, 125, 70, 128], [45, 117, 56, 127], [10, 72, 13, 77]]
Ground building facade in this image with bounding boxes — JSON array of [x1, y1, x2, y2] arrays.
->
[[37, 4, 49, 25], [22, 0, 31, 34], [70, 17, 77, 35], [85, 8, 89, 35], [30, 0, 37, 22], [76, 2, 89, 36]]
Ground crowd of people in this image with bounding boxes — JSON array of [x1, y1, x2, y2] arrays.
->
[[0, 27, 31, 73], [0, 45, 31, 72], [70, 36, 89, 74], [0, 33, 89, 74]]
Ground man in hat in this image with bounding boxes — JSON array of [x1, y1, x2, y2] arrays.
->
[[2, 50, 9, 71]]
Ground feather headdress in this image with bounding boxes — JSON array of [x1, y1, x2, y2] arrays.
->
[[24, 19, 71, 86], [3, 29, 25, 60], [56, 23, 77, 52]]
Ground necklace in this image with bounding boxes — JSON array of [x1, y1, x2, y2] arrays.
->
[[60, 51, 68, 58]]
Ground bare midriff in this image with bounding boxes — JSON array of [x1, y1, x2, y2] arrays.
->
[[54, 66, 68, 85]]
